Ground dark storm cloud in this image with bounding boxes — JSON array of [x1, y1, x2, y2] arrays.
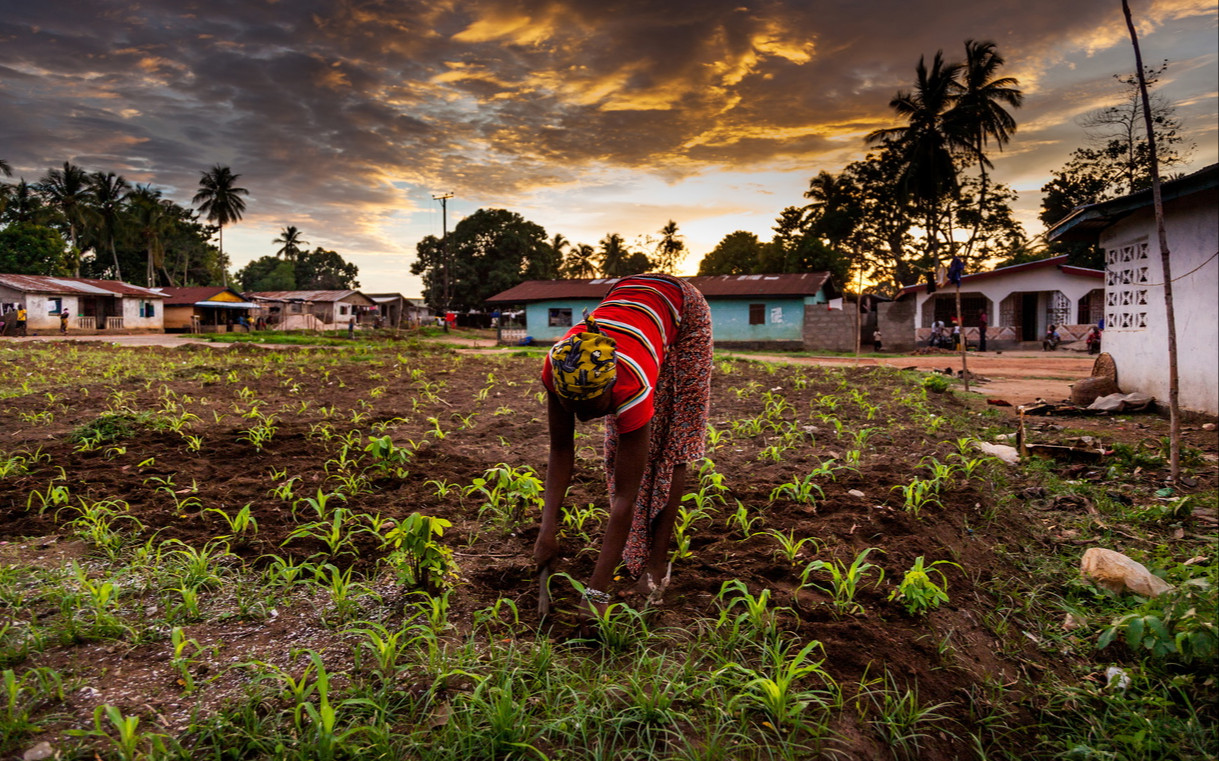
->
[[0, 0, 1214, 256]]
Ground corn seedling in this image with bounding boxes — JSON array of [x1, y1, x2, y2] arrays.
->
[[889, 557, 960, 615], [765, 529, 821, 565], [800, 547, 885, 615]]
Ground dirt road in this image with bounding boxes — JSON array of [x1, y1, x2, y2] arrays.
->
[[8, 332, 1096, 406]]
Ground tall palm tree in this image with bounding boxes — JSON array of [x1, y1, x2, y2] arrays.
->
[[37, 162, 91, 276], [653, 220, 686, 274], [867, 51, 965, 216], [2, 181, 48, 225], [88, 171, 130, 281], [562, 243, 598, 279], [273, 225, 308, 261], [129, 185, 174, 287], [947, 40, 1023, 254], [193, 165, 249, 286], [598, 233, 629, 277]]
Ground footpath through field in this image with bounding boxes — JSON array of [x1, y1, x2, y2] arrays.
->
[[7, 332, 1095, 406]]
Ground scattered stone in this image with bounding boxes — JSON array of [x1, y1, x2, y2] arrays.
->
[[848, 489, 865, 498], [1202, 422, 1215, 431], [1080, 547, 1174, 597], [1105, 666, 1131, 691], [23, 742, 55, 761]]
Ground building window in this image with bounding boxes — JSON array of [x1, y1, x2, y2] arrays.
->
[[48, 298, 62, 315], [548, 308, 572, 327], [749, 303, 765, 325], [140, 301, 156, 318]]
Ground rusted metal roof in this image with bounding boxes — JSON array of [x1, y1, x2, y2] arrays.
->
[[486, 272, 835, 304], [154, 286, 244, 305], [0, 274, 165, 298], [243, 290, 375, 305]]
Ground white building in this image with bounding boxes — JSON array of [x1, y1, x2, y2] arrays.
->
[[896, 256, 1105, 349], [0, 274, 165, 333], [1049, 163, 1218, 416]]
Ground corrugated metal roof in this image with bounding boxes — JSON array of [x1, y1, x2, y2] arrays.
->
[[486, 272, 835, 304], [0, 274, 165, 298], [244, 290, 373, 303], [1048, 163, 1219, 243], [154, 286, 236, 305]]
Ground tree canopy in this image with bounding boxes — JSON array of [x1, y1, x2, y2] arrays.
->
[[410, 208, 557, 312]]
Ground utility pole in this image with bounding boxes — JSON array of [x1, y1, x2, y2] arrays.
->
[[433, 192, 454, 332]]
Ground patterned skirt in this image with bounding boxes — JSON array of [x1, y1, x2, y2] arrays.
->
[[605, 275, 713, 577]]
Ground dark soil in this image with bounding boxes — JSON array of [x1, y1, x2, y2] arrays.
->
[[1, 343, 1215, 760]]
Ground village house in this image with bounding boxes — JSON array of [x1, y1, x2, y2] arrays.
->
[[1048, 163, 1218, 416], [244, 290, 377, 330], [155, 286, 256, 333], [885, 256, 1105, 352], [365, 293, 434, 328], [485, 273, 852, 351], [0, 274, 165, 334]]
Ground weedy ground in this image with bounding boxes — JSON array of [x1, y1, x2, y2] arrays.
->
[[0, 340, 1214, 760]]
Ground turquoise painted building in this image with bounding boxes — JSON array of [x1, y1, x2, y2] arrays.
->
[[486, 273, 841, 349]]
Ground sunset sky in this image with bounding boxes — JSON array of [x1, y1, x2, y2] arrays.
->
[[2, 0, 1216, 296]]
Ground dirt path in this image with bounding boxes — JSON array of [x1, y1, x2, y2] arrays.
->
[[6, 333, 1095, 406], [716, 349, 1097, 406]]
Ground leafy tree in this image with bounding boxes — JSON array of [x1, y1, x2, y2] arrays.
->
[[0, 158, 11, 177], [237, 256, 297, 291], [193, 165, 249, 285], [1039, 62, 1192, 269], [0, 222, 71, 275], [295, 247, 360, 289], [838, 146, 918, 296], [274, 226, 309, 261], [598, 233, 632, 277], [410, 208, 556, 312], [36, 162, 90, 276], [697, 231, 765, 275]]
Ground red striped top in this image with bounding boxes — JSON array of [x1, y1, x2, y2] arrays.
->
[[542, 275, 685, 433]]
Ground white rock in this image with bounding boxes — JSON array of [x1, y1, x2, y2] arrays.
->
[[1105, 666, 1131, 691], [1081, 547, 1174, 597], [974, 441, 1019, 464], [848, 489, 865, 498], [23, 742, 55, 761]]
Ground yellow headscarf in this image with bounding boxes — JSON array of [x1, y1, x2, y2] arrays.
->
[[549, 318, 617, 401]]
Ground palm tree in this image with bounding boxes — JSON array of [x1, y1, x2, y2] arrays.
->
[[653, 220, 686, 274], [947, 40, 1023, 254], [562, 243, 598, 279], [0, 159, 11, 177], [599, 233, 630, 277], [867, 51, 965, 217], [37, 162, 91, 276], [129, 185, 174, 287], [2, 181, 48, 225], [273, 225, 308, 261], [193, 165, 249, 286], [88, 171, 130, 281]]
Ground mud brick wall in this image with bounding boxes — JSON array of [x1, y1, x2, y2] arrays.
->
[[802, 305, 857, 352], [878, 300, 917, 352]]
